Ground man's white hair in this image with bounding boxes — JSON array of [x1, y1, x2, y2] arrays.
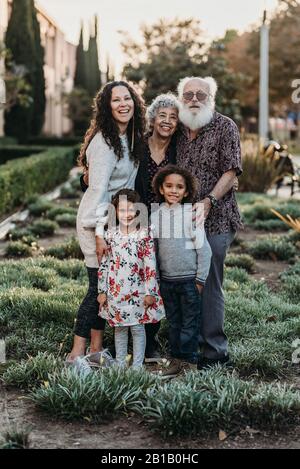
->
[[177, 76, 218, 102]]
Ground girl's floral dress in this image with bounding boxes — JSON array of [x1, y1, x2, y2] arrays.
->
[[98, 228, 165, 327]]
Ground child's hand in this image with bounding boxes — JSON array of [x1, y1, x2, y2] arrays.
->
[[97, 293, 107, 310], [196, 283, 204, 294], [144, 295, 155, 309]]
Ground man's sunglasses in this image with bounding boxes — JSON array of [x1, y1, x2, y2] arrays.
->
[[182, 91, 209, 102]]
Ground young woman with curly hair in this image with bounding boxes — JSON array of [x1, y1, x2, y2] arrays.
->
[[67, 81, 146, 362]]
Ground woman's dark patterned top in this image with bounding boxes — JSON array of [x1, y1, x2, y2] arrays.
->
[[176, 112, 243, 235], [145, 145, 170, 210]]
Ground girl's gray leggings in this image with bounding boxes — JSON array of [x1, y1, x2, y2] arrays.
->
[[114, 325, 146, 369]]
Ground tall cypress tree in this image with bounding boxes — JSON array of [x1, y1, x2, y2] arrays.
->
[[5, 0, 36, 142], [31, 0, 46, 136], [86, 16, 101, 97], [74, 23, 87, 90]]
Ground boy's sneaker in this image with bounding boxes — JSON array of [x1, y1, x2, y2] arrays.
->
[[73, 356, 92, 377], [144, 350, 163, 364], [86, 349, 115, 368], [156, 358, 182, 378]]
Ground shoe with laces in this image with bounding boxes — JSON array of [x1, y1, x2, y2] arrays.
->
[[73, 356, 92, 376], [86, 349, 116, 368], [155, 358, 182, 378]]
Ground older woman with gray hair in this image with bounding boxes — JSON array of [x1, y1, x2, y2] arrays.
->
[[135, 93, 179, 211]]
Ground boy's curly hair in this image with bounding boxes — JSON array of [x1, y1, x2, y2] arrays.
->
[[152, 165, 198, 204]]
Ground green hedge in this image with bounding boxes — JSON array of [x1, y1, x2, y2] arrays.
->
[[28, 137, 82, 146], [0, 147, 75, 217], [0, 146, 45, 165]]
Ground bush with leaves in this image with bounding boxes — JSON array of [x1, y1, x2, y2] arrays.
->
[[29, 219, 59, 238], [136, 368, 300, 437], [47, 206, 77, 220], [0, 147, 75, 216], [225, 254, 256, 273], [44, 237, 83, 260], [55, 213, 77, 228], [30, 367, 159, 422], [28, 199, 55, 217], [3, 352, 63, 389], [248, 236, 296, 261], [5, 241, 32, 258]]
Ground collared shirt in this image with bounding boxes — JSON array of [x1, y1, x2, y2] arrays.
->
[[176, 112, 243, 235]]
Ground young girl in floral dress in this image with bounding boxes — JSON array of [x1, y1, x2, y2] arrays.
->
[[97, 189, 165, 369]]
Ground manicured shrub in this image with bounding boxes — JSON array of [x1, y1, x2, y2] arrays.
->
[[47, 206, 77, 220], [7, 228, 37, 246], [5, 241, 32, 258], [44, 237, 83, 260], [253, 219, 290, 232], [0, 145, 44, 165], [248, 236, 296, 261], [30, 367, 158, 422], [225, 254, 256, 273], [137, 368, 300, 437], [28, 199, 55, 217], [29, 219, 59, 237], [55, 213, 77, 228], [3, 352, 63, 389], [242, 202, 300, 225], [0, 147, 75, 216], [224, 267, 250, 284]]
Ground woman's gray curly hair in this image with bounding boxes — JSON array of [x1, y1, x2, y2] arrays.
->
[[146, 93, 180, 133]]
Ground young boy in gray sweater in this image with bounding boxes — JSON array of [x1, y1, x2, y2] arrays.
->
[[151, 165, 212, 377]]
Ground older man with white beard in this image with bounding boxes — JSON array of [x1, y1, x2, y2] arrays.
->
[[176, 76, 243, 369]]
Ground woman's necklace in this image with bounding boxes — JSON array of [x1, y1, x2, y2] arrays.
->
[[148, 137, 168, 166]]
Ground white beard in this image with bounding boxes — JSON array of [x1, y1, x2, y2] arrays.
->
[[179, 102, 215, 131]]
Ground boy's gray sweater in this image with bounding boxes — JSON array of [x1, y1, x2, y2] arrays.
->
[[150, 204, 212, 286]]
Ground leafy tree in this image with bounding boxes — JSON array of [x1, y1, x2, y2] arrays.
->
[[66, 87, 92, 136], [74, 23, 87, 90], [121, 18, 206, 104], [30, 0, 46, 136], [86, 16, 101, 97], [121, 18, 244, 121], [4, 0, 36, 142], [0, 43, 32, 112]]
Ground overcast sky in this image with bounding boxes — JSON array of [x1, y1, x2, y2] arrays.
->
[[36, 0, 278, 74]]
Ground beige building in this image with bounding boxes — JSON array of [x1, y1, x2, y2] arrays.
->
[[0, 0, 76, 138]]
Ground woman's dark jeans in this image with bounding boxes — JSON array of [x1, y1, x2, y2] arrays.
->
[[160, 279, 202, 364], [74, 267, 106, 339]]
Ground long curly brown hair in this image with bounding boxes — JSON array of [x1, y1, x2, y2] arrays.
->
[[78, 81, 146, 169]]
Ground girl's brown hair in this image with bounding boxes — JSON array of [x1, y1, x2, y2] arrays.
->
[[152, 165, 198, 204]]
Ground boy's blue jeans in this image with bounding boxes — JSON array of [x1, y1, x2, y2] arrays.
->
[[160, 279, 202, 364]]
